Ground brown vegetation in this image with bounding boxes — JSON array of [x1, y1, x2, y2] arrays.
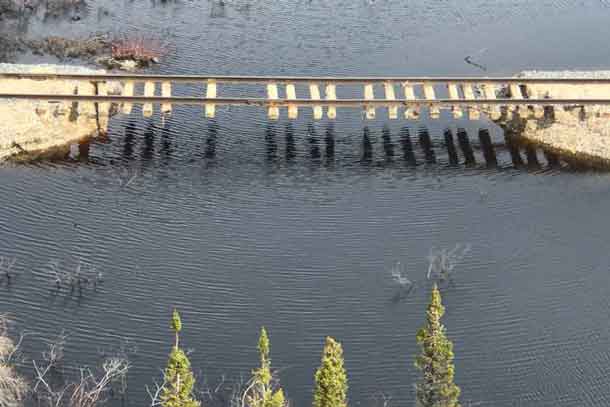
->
[[110, 35, 165, 65], [0, 315, 28, 407]]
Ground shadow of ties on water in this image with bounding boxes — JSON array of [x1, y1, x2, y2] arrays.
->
[[62, 115, 584, 177]]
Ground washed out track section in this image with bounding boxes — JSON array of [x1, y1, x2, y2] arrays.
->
[[4, 72, 610, 121]]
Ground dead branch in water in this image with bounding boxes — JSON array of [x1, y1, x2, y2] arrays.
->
[[426, 243, 471, 283], [47, 260, 103, 292], [198, 374, 249, 407], [0, 257, 18, 282], [30, 332, 132, 407], [145, 373, 167, 407]]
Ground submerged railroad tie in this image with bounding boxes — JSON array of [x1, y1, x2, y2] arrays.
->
[[2, 73, 610, 120]]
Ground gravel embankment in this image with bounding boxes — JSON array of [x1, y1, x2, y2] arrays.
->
[[518, 70, 610, 79]]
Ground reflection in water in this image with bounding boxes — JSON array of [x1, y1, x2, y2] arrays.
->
[[504, 129, 524, 167], [382, 125, 394, 161], [205, 120, 218, 159], [444, 129, 458, 166], [525, 144, 540, 169], [362, 126, 373, 163], [159, 123, 173, 161], [265, 123, 277, 161], [418, 127, 436, 164], [478, 129, 497, 167], [308, 124, 320, 160], [39, 117, 601, 172], [400, 127, 416, 166], [141, 124, 155, 161], [285, 123, 296, 161], [544, 106, 555, 121], [544, 149, 560, 167], [210, 0, 227, 18], [325, 123, 335, 161], [457, 128, 476, 166], [122, 121, 137, 161], [78, 139, 90, 162]]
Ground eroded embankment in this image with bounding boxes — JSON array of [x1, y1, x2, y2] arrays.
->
[[0, 63, 118, 160], [500, 71, 610, 165]]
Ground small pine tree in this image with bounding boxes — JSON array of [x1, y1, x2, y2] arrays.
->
[[171, 309, 182, 348], [161, 309, 200, 407], [313, 337, 348, 407], [247, 327, 286, 407], [414, 285, 461, 407]]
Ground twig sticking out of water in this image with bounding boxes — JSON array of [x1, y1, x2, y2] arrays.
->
[[109, 167, 139, 190], [389, 261, 417, 301], [464, 48, 488, 71], [42, 331, 67, 371], [464, 56, 487, 72], [0, 257, 19, 282], [47, 260, 103, 292], [390, 262, 412, 288]]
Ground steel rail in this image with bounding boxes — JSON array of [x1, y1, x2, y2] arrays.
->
[[0, 94, 609, 106], [3, 72, 610, 84]]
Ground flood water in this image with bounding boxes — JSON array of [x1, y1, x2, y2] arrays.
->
[[3, 1, 610, 407]]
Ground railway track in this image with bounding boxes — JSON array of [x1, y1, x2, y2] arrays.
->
[[2, 73, 610, 120]]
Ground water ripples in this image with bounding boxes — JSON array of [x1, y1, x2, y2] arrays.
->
[[3, 1, 610, 406]]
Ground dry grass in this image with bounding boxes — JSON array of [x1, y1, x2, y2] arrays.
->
[[0, 320, 28, 407], [0, 365, 28, 407]]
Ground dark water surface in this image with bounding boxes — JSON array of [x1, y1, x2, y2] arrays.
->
[[3, 1, 610, 407]]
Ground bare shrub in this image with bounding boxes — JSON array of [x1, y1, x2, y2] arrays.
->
[[31, 330, 68, 392], [426, 243, 471, 283], [33, 351, 129, 407], [145, 374, 167, 407], [390, 261, 412, 288], [97, 339, 135, 397], [47, 260, 102, 292], [42, 332, 67, 370], [0, 257, 18, 282], [196, 374, 250, 407]]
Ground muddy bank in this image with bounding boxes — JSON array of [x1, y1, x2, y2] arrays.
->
[[24, 34, 110, 60]]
